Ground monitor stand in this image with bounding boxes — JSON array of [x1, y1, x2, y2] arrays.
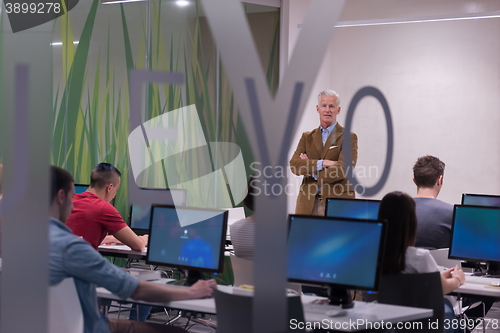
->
[[472, 262, 500, 277], [328, 286, 354, 309], [486, 262, 500, 276], [168, 270, 203, 287]]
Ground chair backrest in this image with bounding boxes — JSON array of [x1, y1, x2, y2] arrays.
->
[[229, 253, 302, 293], [367, 272, 444, 333], [429, 248, 462, 269], [214, 288, 304, 333], [230, 253, 254, 286], [49, 278, 84, 333]]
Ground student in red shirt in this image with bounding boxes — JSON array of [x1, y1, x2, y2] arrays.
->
[[66, 163, 147, 252]]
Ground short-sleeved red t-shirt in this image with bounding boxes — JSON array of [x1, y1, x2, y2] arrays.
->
[[66, 192, 127, 249]]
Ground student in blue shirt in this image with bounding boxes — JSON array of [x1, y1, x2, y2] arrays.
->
[[49, 166, 216, 333]]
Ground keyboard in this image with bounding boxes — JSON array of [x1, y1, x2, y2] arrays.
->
[[465, 275, 500, 286], [303, 303, 341, 313]]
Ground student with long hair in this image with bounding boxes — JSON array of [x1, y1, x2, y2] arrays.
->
[[378, 191, 464, 333]]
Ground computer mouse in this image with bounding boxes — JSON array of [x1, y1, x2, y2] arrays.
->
[[326, 309, 348, 317]]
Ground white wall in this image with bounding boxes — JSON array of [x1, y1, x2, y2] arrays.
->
[[286, 0, 500, 213]]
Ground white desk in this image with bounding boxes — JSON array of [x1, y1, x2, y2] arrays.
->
[[97, 280, 221, 314], [301, 296, 433, 332], [98, 244, 234, 263], [98, 244, 147, 260], [455, 282, 500, 298], [97, 282, 433, 331]]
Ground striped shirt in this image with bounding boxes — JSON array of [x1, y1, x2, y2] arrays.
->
[[230, 218, 254, 260]]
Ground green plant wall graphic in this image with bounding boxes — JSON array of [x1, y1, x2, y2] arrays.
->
[[52, 0, 279, 216]]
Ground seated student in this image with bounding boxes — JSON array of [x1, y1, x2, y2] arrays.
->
[[49, 165, 215, 333], [412, 155, 453, 250], [66, 162, 147, 251], [378, 191, 465, 333], [229, 176, 255, 260]]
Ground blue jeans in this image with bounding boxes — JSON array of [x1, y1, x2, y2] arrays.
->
[[129, 304, 153, 322], [444, 298, 461, 333]]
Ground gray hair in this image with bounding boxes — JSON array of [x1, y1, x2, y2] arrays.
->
[[318, 90, 341, 106]]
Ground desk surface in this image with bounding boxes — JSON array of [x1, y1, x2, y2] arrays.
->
[[98, 244, 147, 259], [98, 244, 233, 260], [97, 282, 432, 332], [456, 282, 500, 298]]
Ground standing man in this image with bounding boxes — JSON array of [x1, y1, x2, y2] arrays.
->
[[49, 165, 215, 333], [412, 155, 453, 249], [66, 162, 147, 251], [290, 90, 358, 215]]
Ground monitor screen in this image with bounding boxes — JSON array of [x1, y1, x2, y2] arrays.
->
[[147, 205, 228, 274], [74, 184, 88, 194], [461, 193, 500, 208], [325, 198, 381, 220], [287, 215, 386, 291], [449, 205, 500, 263], [129, 188, 187, 232]]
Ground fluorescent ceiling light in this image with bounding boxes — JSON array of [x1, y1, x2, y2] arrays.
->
[[297, 11, 500, 29], [176, 0, 189, 7], [102, 0, 147, 4], [51, 41, 79, 46], [337, 12, 500, 28]]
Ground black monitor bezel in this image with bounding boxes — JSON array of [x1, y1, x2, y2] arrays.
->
[[461, 193, 500, 207], [286, 214, 386, 291], [449, 204, 500, 263], [146, 204, 228, 274], [129, 188, 188, 234], [324, 197, 381, 219]]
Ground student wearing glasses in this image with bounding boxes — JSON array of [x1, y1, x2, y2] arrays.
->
[[66, 162, 148, 252]]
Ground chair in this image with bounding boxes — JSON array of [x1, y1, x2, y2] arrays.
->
[[214, 288, 304, 333], [230, 253, 254, 286], [366, 272, 444, 333], [229, 253, 302, 293], [49, 277, 84, 333]]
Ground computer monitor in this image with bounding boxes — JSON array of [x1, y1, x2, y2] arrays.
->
[[129, 188, 187, 235], [449, 205, 500, 269], [287, 215, 386, 308], [461, 193, 500, 208], [74, 184, 88, 194], [146, 205, 228, 285], [325, 198, 381, 220]]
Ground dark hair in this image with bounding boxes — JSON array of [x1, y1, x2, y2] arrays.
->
[[50, 166, 74, 203], [89, 163, 121, 190], [243, 175, 256, 211], [413, 155, 445, 188], [378, 191, 417, 275]]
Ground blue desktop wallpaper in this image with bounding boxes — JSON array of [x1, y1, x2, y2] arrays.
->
[[326, 199, 380, 220], [462, 195, 500, 208], [450, 206, 500, 261], [287, 217, 384, 289], [147, 207, 225, 271], [74, 185, 88, 194]]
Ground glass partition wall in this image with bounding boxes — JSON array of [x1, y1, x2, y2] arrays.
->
[[51, 0, 279, 215]]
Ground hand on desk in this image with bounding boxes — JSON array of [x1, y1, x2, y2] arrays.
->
[[101, 235, 123, 245], [441, 265, 465, 291], [188, 279, 217, 299], [139, 234, 149, 244]]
